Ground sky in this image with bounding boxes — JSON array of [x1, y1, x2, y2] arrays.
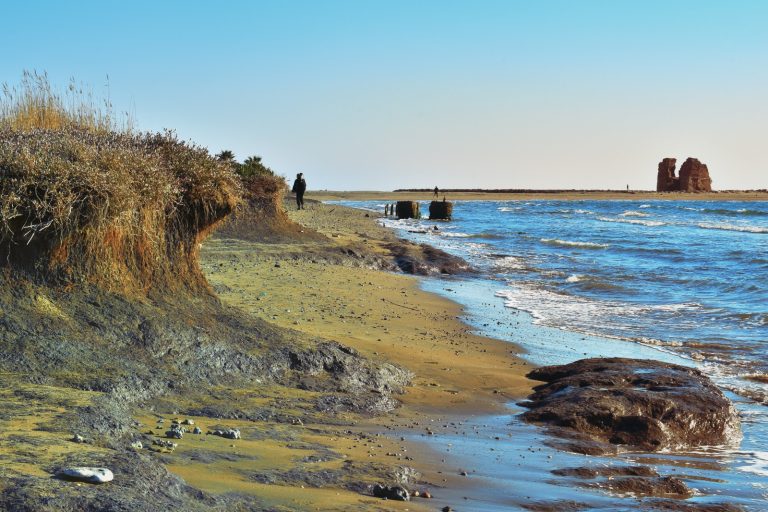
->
[[2, 0, 767, 190]]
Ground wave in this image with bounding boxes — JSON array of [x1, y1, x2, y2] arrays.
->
[[703, 208, 768, 217], [498, 206, 523, 212], [639, 204, 652, 208], [598, 217, 666, 227], [619, 210, 650, 217], [540, 238, 608, 249], [565, 274, 627, 292], [697, 222, 768, 234]]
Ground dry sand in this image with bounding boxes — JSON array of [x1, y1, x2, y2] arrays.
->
[[183, 201, 535, 510]]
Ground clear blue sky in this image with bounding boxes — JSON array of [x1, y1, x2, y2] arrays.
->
[[2, 0, 766, 190]]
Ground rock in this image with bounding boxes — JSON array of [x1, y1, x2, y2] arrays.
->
[[71, 434, 85, 443], [130, 440, 143, 450], [192, 426, 203, 434], [656, 157, 712, 192], [656, 157, 678, 192], [442, 507, 453, 512], [152, 439, 178, 451], [679, 157, 712, 192], [181, 419, 194, 425], [428, 201, 453, 220], [372, 483, 410, 501], [166, 428, 183, 439], [521, 358, 740, 454], [210, 428, 241, 440], [588, 475, 692, 498], [56, 467, 114, 484]]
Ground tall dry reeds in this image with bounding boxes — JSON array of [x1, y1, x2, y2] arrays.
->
[[0, 73, 241, 293], [1, 70, 133, 133]]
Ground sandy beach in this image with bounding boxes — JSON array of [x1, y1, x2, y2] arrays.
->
[[189, 201, 534, 510]]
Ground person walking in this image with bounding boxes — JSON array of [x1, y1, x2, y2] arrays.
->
[[292, 173, 307, 210], [433, 186, 439, 198]]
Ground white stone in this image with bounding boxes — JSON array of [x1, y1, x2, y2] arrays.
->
[[57, 467, 114, 484]]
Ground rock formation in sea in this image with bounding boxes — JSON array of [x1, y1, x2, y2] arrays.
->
[[521, 358, 740, 455], [656, 157, 712, 192]]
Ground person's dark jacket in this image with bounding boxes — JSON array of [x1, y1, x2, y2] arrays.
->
[[292, 178, 306, 194]]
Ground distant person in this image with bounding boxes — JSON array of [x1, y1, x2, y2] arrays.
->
[[434, 186, 439, 198], [292, 173, 307, 210]]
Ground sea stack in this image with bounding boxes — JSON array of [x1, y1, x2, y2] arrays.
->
[[656, 157, 712, 192], [428, 201, 453, 220]]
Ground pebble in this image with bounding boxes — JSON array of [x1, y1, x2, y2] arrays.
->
[[56, 467, 113, 484]]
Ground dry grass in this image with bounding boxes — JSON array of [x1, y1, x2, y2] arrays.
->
[[0, 73, 241, 293]]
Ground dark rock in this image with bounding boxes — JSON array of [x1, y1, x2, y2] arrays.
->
[[587, 475, 692, 498], [552, 465, 658, 479], [521, 358, 740, 454], [386, 242, 472, 275], [372, 483, 410, 501]]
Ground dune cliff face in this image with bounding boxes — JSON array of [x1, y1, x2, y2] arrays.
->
[[0, 129, 414, 511], [656, 157, 712, 192], [0, 128, 241, 294]]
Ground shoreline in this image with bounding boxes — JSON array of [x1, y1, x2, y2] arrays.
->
[[310, 190, 768, 202], [195, 202, 535, 510]]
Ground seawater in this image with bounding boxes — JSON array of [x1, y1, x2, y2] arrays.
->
[[333, 199, 768, 510]]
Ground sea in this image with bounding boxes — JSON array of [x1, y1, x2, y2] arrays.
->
[[333, 199, 768, 511]]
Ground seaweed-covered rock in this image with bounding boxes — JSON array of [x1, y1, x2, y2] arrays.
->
[[521, 358, 740, 454]]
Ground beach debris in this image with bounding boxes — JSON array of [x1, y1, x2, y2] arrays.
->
[[372, 483, 410, 501], [56, 467, 114, 484]]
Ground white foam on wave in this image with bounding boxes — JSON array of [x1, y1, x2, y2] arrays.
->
[[498, 206, 523, 212], [574, 209, 594, 215], [619, 210, 650, 217], [639, 204, 652, 208], [566, 274, 584, 283], [540, 238, 609, 249], [440, 232, 472, 238], [492, 256, 530, 272], [598, 216, 666, 227], [697, 222, 768, 234]]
